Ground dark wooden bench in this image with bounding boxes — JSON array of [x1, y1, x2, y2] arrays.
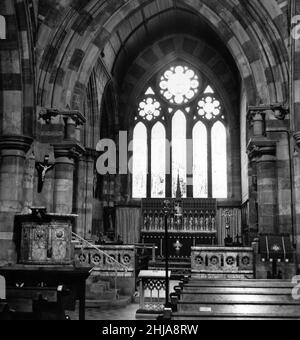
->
[[0, 275, 12, 320], [0, 266, 91, 320], [171, 279, 300, 320], [6, 285, 71, 320]]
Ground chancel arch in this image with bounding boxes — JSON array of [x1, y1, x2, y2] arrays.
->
[[36, 0, 289, 113]]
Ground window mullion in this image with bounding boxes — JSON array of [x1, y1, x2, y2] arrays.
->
[[207, 125, 213, 198], [186, 113, 193, 198], [147, 126, 151, 198], [166, 116, 172, 198]]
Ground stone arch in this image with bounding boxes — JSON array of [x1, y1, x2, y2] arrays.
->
[[119, 35, 240, 129], [36, 0, 289, 115], [0, 0, 36, 137]]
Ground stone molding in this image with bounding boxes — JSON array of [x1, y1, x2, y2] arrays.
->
[[52, 142, 86, 160], [247, 138, 277, 161], [0, 135, 33, 153]]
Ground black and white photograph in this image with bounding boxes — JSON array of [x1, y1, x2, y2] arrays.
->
[[0, 0, 300, 328]]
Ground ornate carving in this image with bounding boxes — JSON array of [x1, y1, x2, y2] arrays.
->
[[248, 104, 289, 121], [247, 139, 276, 161], [0, 135, 33, 153], [39, 107, 86, 126], [52, 142, 85, 160]]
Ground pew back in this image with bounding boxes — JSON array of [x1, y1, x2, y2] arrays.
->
[[172, 279, 300, 320], [0, 275, 5, 300]]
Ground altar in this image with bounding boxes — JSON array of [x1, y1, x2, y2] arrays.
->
[[141, 198, 217, 260]]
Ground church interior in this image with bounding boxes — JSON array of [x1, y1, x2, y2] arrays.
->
[[0, 0, 300, 321]]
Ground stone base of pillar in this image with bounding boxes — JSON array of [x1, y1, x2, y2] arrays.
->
[[0, 135, 33, 265]]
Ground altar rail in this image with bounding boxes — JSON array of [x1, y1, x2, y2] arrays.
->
[[74, 245, 136, 277], [191, 247, 255, 279]]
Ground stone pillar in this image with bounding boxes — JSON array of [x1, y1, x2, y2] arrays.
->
[[74, 149, 96, 238], [252, 113, 265, 137], [23, 151, 35, 213], [53, 143, 85, 215], [0, 135, 33, 265], [248, 157, 258, 238], [248, 140, 278, 235], [293, 135, 300, 265]]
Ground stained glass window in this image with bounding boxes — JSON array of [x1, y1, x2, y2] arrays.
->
[[198, 96, 221, 121], [212, 121, 227, 198], [204, 85, 214, 94], [0, 16, 6, 39], [138, 97, 161, 121], [193, 121, 208, 198], [132, 64, 228, 200], [151, 123, 166, 198], [159, 66, 199, 105], [132, 123, 147, 198], [172, 110, 187, 198], [145, 87, 155, 95]]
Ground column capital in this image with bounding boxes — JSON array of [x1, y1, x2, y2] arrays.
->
[[39, 107, 86, 126], [247, 138, 277, 161], [52, 142, 85, 160], [247, 104, 289, 121], [247, 108, 266, 124], [0, 135, 33, 153]]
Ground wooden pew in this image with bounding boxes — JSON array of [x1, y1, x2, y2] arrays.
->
[[171, 279, 300, 320]]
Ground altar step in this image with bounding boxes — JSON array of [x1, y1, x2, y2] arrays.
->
[[172, 279, 300, 320], [86, 276, 132, 309], [149, 259, 191, 279]]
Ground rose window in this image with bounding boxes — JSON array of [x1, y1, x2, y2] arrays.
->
[[198, 96, 221, 120], [159, 65, 199, 105], [138, 97, 161, 121]]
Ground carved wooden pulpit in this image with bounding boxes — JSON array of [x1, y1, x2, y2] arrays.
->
[[15, 208, 77, 265]]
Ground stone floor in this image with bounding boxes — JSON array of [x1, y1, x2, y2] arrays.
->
[[68, 304, 140, 320]]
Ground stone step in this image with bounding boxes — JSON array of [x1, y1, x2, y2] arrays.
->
[[86, 289, 119, 301], [86, 295, 132, 309], [191, 271, 254, 279]]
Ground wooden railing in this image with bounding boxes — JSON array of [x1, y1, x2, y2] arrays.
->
[[191, 246, 255, 279]]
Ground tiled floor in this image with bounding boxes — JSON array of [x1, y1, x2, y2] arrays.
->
[[68, 304, 140, 320]]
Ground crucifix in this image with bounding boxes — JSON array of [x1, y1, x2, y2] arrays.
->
[[35, 155, 55, 193]]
